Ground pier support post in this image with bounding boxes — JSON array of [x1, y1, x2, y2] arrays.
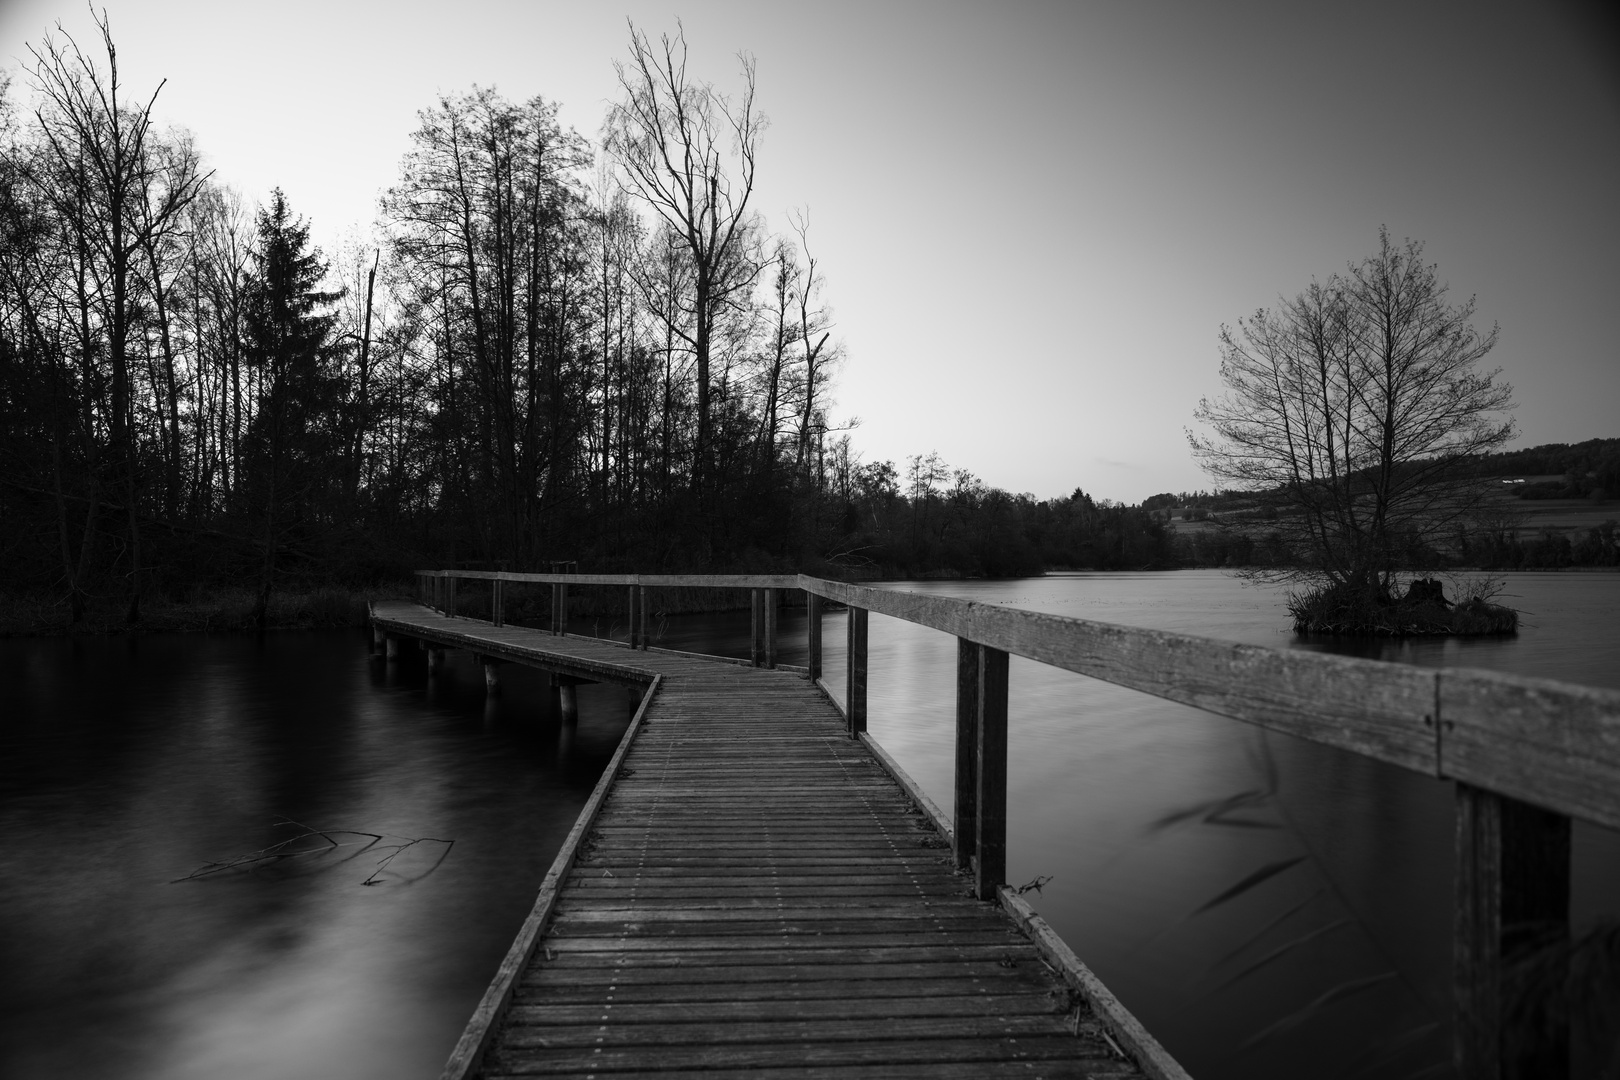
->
[[974, 646, 1010, 901], [386, 634, 400, 661], [372, 624, 386, 655], [845, 607, 868, 738], [763, 588, 777, 670], [807, 593, 822, 681], [559, 682, 578, 725], [550, 582, 568, 635], [482, 657, 502, 696], [1454, 784, 1571, 1080], [427, 646, 445, 674], [954, 638, 981, 873], [750, 589, 763, 667]]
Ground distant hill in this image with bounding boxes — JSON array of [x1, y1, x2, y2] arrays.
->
[[1139, 438, 1620, 509]]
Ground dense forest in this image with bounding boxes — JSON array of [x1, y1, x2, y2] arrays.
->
[[0, 20, 1611, 631], [0, 20, 1183, 628]]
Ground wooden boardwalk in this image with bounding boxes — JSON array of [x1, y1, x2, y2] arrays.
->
[[370, 601, 1163, 1080]]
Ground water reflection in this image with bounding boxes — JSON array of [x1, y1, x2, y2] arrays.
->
[[807, 571, 1620, 1079], [0, 630, 627, 1080]]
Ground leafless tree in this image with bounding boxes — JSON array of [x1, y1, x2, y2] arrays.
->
[[604, 22, 764, 494], [27, 8, 207, 622], [1190, 229, 1514, 597]]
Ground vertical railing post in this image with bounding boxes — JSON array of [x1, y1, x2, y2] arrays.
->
[[763, 588, 777, 669], [1454, 783, 1571, 1080], [750, 589, 763, 667], [550, 582, 560, 633], [806, 592, 822, 681], [845, 606, 868, 738], [974, 646, 1009, 901], [954, 638, 981, 873], [627, 584, 638, 648], [493, 577, 504, 627], [558, 580, 568, 635], [447, 574, 457, 619], [638, 586, 648, 650]]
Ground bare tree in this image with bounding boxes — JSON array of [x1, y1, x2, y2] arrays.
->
[[787, 209, 837, 480], [604, 22, 764, 494], [1189, 229, 1514, 598], [27, 9, 207, 622]]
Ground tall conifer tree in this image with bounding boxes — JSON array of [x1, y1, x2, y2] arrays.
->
[[241, 188, 342, 622]]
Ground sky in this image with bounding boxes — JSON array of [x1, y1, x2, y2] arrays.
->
[[1, 0, 1616, 503]]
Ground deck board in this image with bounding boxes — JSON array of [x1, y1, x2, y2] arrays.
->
[[371, 601, 1148, 1079]]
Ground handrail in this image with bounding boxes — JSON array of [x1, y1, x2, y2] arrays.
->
[[408, 566, 1614, 1075]]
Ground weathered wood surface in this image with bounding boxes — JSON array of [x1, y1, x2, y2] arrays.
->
[[798, 578, 1620, 829], [370, 602, 1165, 1079]]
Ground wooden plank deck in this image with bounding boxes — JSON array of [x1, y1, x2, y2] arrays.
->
[[369, 601, 1156, 1080]]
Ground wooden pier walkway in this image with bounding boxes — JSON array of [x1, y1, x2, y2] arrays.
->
[[370, 600, 1173, 1080]]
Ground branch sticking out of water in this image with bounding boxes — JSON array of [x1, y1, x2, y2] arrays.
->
[[172, 818, 453, 886]]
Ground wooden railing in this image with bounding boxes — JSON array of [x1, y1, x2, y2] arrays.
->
[[413, 569, 1618, 1079]]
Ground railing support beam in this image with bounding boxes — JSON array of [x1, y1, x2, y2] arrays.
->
[[751, 589, 763, 667], [764, 588, 777, 670], [975, 646, 1009, 901], [806, 593, 822, 681], [1454, 783, 1571, 1080], [846, 607, 868, 738], [954, 638, 981, 873]]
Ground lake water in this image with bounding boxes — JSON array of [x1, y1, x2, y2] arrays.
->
[[0, 633, 633, 1079], [1, 571, 1615, 1078]]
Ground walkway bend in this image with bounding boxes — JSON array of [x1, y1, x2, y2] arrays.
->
[[370, 601, 1170, 1080]]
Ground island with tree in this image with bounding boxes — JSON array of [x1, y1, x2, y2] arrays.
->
[[1190, 229, 1521, 635]]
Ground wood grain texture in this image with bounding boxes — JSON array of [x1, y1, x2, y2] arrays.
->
[[954, 638, 979, 874], [370, 601, 1160, 1079], [1440, 667, 1620, 830], [801, 577, 1439, 774], [975, 646, 1009, 901]]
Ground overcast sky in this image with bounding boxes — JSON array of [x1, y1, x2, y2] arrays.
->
[[2, 0, 1615, 503]]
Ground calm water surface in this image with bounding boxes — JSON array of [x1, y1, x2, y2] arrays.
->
[[801, 571, 1620, 1080], [2, 571, 1614, 1079], [0, 633, 630, 1079]]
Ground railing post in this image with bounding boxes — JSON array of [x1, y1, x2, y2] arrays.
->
[[447, 575, 457, 619], [1454, 783, 1571, 1080], [638, 586, 648, 650], [558, 580, 568, 635], [806, 592, 822, 680], [975, 646, 1009, 901], [627, 585, 638, 648], [764, 588, 777, 669], [750, 589, 763, 667], [845, 606, 868, 738], [955, 638, 981, 873], [493, 577, 504, 627]]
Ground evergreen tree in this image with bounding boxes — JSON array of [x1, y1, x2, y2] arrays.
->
[[240, 189, 343, 622]]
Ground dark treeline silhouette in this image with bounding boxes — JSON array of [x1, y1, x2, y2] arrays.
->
[[0, 19, 1182, 629]]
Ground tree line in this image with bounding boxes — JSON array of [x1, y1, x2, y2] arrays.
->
[[0, 20, 863, 624]]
